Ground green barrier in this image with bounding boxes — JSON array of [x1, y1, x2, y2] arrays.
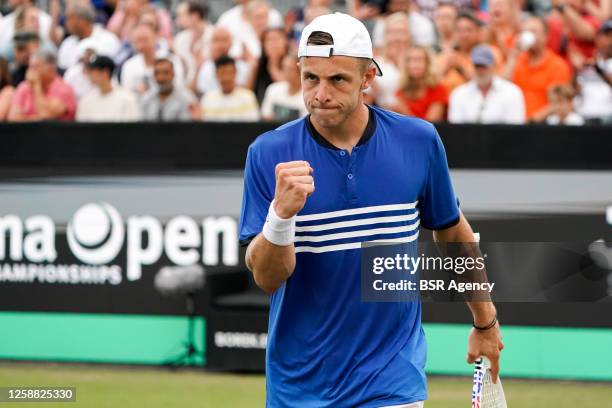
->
[[425, 323, 612, 381], [0, 312, 205, 366], [1, 312, 611, 380]]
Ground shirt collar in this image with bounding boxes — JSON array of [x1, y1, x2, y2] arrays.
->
[[305, 105, 376, 151]]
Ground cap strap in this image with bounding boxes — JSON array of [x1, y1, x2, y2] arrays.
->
[[299, 45, 334, 58]]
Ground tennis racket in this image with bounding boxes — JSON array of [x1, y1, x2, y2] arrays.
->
[[471, 357, 507, 408]]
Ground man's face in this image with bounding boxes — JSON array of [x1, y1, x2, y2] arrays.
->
[[131, 26, 156, 54], [28, 56, 55, 83], [522, 18, 546, 52], [596, 31, 612, 59], [65, 12, 80, 36], [385, 19, 411, 49], [175, 2, 190, 30], [249, 5, 269, 34], [456, 18, 480, 50], [549, 95, 573, 117], [88, 68, 108, 87], [434, 5, 457, 36], [154, 60, 174, 90], [14, 40, 38, 65], [216, 64, 236, 94], [300, 55, 372, 129], [474, 65, 494, 87], [489, 0, 513, 24], [211, 28, 232, 59], [387, 0, 410, 13]]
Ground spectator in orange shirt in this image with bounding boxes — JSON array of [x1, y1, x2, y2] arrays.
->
[[436, 11, 504, 93], [507, 16, 572, 120], [394, 45, 447, 121], [486, 0, 521, 59]]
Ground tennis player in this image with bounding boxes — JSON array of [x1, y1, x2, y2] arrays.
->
[[239, 12, 503, 408]]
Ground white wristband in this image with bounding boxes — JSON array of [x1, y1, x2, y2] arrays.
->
[[262, 200, 296, 246]]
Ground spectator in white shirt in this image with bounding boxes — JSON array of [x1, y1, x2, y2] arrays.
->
[[573, 20, 612, 124], [173, 0, 212, 84], [195, 26, 250, 95], [546, 84, 585, 126], [142, 57, 198, 121], [63, 44, 97, 99], [201, 55, 259, 121], [57, 3, 120, 71], [261, 54, 307, 121], [371, 0, 436, 49], [120, 23, 185, 94], [449, 45, 525, 124], [77, 55, 141, 121], [217, 0, 283, 59], [0, 0, 52, 50]]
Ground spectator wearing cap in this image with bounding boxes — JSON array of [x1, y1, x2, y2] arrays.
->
[[63, 44, 98, 99], [449, 44, 525, 124], [173, 1, 212, 84], [436, 11, 504, 93], [57, 3, 120, 71], [393, 45, 448, 121], [77, 55, 140, 121], [0, 6, 56, 62], [0, 57, 15, 120], [195, 26, 251, 95], [120, 23, 185, 94], [573, 20, 612, 123], [507, 16, 572, 120], [200, 55, 259, 121], [142, 57, 198, 121], [8, 49, 76, 121], [10, 30, 40, 86], [0, 0, 52, 49]]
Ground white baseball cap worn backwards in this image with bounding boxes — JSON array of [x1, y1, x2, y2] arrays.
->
[[298, 12, 383, 76]]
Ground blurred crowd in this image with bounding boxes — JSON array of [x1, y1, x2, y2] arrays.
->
[[0, 0, 610, 125]]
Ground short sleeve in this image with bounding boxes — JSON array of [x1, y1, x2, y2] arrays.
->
[[418, 126, 460, 230], [239, 143, 273, 246], [431, 84, 448, 105]]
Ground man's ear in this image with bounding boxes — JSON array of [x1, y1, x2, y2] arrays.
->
[[362, 66, 377, 90]]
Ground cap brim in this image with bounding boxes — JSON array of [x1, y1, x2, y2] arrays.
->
[[372, 59, 383, 76]]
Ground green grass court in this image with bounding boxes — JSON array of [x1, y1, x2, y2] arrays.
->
[[1, 362, 611, 407]]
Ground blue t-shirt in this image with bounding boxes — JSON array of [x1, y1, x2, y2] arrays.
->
[[239, 106, 460, 407]]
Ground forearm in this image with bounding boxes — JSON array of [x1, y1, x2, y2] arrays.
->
[[561, 7, 596, 41], [33, 86, 64, 119], [246, 234, 296, 293], [433, 213, 496, 323]]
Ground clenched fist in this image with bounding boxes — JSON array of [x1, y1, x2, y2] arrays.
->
[[274, 161, 315, 219]]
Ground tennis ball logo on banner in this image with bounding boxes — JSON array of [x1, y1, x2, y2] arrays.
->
[[0, 202, 239, 284], [67, 203, 125, 266], [66, 201, 239, 281]]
